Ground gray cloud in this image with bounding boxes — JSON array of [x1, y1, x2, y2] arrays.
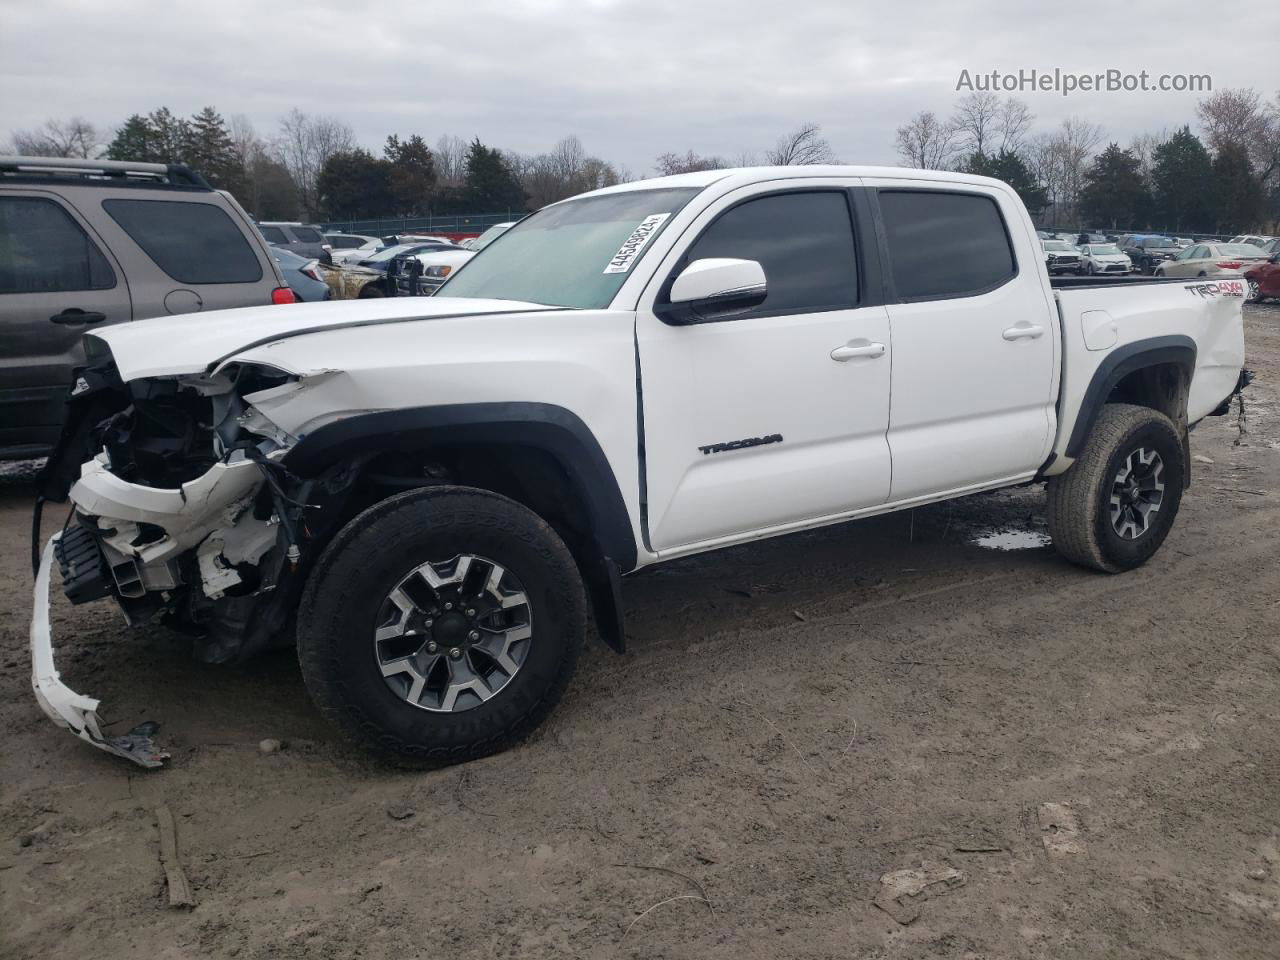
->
[[2, 0, 1276, 173]]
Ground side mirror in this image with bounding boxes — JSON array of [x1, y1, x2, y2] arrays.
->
[[657, 258, 767, 324]]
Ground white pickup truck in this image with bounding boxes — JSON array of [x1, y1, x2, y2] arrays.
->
[[31, 166, 1248, 767]]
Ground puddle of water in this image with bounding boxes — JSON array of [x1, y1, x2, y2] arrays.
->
[[971, 529, 1051, 551]]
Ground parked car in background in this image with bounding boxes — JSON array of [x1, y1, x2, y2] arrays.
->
[[1041, 239, 1082, 274], [1076, 232, 1108, 245], [1228, 234, 1276, 248], [1243, 247, 1280, 302], [271, 247, 330, 302], [324, 233, 381, 264], [1154, 242, 1270, 280], [355, 241, 461, 272], [257, 222, 333, 264], [0, 155, 292, 460], [1122, 236, 1182, 274], [462, 221, 517, 251], [1078, 242, 1133, 275]]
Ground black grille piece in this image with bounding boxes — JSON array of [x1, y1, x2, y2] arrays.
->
[[55, 524, 112, 605]]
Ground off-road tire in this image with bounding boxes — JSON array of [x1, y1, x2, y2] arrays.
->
[[297, 486, 587, 766], [1046, 403, 1185, 573]]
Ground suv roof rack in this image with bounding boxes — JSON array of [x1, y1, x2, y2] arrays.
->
[[0, 155, 212, 189]]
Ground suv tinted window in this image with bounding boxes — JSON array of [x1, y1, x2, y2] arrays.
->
[[103, 199, 263, 284], [880, 190, 1015, 300], [258, 225, 288, 243], [292, 227, 323, 243], [329, 235, 362, 249], [682, 191, 858, 315], [0, 196, 114, 294]]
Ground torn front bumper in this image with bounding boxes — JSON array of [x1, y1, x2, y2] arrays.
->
[[30, 534, 168, 768]]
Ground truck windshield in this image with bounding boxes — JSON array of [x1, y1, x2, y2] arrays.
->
[[437, 187, 700, 309]]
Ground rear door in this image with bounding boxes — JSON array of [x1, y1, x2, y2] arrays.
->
[[865, 181, 1057, 500], [636, 180, 894, 551], [0, 191, 132, 451], [82, 189, 279, 316]]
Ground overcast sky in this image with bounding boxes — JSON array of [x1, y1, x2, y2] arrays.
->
[[3, 0, 1277, 174]]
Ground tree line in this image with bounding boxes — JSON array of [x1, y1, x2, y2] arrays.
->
[[6, 109, 841, 223], [894, 88, 1279, 233]]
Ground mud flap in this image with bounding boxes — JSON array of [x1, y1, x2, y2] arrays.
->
[[30, 534, 168, 768]]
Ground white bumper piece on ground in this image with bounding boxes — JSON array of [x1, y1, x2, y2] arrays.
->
[[30, 534, 168, 768]]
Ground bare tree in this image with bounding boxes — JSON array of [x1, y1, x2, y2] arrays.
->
[[952, 92, 1001, 157], [435, 135, 468, 186], [995, 97, 1034, 155], [10, 117, 102, 158], [1197, 88, 1264, 153], [894, 111, 960, 169], [275, 108, 355, 218], [654, 150, 727, 175], [515, 135, 626, 208], [1128, 129, 1170, 185], [764, 123, 836, 165]]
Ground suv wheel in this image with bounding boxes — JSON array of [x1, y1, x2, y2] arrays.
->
[[1046, 404, 1185, 573], [297, 486, 587, 765], [1247, 279, 1261, 303]]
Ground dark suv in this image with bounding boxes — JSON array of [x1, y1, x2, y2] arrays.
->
[[0, 156, 294, 460], [256, 222, 332, 263], [1122, 235, 1182, 275]]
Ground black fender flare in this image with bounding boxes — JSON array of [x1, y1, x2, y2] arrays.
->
[[1064, 335, 1196, 460], [283, 402, 636, 652]]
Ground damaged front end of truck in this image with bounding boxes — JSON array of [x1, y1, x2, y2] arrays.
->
[[31, 337, 366, 766]]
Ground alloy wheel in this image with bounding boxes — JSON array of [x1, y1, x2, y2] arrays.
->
[[373, 554, 532, 712], [1109, 446, 1165, 540]]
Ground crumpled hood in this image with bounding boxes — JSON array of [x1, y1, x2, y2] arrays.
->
[[89, 297, 551, 381]]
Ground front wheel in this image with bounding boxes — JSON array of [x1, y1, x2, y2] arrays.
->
[[297, 486, 588, 766], [1046, 404, 1185, 573]]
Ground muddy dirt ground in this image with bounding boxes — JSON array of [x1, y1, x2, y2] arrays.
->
[[3, 304, 1279, 960]]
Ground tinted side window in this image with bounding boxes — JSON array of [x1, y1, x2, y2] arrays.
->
[[879, 190, 1015, 300], [292, 227, 323, 243], [103, 199, 263, 284], [330, 236, 361, 249], [0, 197, 115, 294], [681, 191, 858, 315], [258, 225, 288, 243]]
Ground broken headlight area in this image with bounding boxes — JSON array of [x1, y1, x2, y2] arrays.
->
[[36, 355, 328, 665]]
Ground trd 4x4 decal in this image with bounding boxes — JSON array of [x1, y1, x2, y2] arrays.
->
[[1185, 280, 1245, 298]]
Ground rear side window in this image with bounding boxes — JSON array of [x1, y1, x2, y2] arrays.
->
[[681, 191, 858, 316], [879, 190, 1016, 301], [0, 196, 115, 294], [291, 227, 323, 243], [258, 225, 288, 243], [103, 199, 263, 284], [329, 235, 361, 249]]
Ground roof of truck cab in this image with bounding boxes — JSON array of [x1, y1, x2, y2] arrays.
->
[[570, 165, 1014, 201]]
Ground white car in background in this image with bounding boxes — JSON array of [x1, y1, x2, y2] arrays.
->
[[325, 233, 382, 264], [1078, 242, 1133, 275], [462, 221, 517, 250], [1041, 239, 1083, 274]]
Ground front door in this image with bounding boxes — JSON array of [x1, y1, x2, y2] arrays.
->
[[636, 182, 893, 552], [0, 191, 131, 452]]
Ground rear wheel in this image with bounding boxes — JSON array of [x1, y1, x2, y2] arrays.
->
[[1046, 404, 1184, 573], [297, 486, 587, 765], [1247, 279, 1262, 302]]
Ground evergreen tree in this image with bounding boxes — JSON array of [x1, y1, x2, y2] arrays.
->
[[106, 115, 159, 163], [384, 134, 437, 215], [1212, 142, 1264, 233], [316, 148, 393, 219], [965, 149, 1048, 216], [1151, 127, 1214, 233], [463, 139, 526, 213], [145, 107, 191, 164], [184, 107, 245, 194], [1079, 144, 1151, 229]]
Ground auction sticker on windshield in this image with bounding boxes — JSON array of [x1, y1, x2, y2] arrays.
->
[[603, 214, 670, 274]]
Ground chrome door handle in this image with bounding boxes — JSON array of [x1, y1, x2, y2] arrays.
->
[[1002, 323, 1044, 341], [830, 342, 886, 361]]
